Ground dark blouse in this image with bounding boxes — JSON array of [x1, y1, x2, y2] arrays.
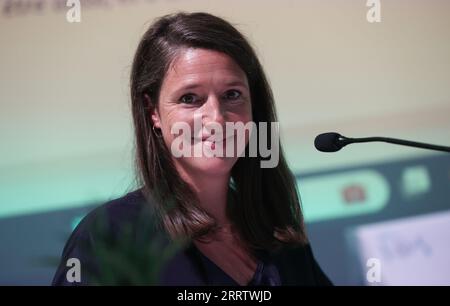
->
[[52, 189, 332, 286]]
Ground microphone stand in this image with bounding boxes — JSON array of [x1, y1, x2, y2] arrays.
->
[[338, 135, 450, 153]]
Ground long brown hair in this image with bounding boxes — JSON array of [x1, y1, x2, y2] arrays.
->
[[130, 12, 307, 250]]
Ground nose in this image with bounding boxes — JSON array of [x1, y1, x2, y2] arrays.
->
[[201, 94, 225, 125]]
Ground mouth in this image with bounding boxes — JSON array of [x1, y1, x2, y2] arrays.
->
[[193, 135, 234, 143]]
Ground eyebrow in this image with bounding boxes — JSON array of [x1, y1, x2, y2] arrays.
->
[[223, 80, 248, 88], [175, 80, 249, 92]]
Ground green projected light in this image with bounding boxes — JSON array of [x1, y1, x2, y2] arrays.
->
[[0, 151, 135, 218], [298, 170, 390, 222]]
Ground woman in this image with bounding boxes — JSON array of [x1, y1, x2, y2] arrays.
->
[[52, 12, 332, 286]]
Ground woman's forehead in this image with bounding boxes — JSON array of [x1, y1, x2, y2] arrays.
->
[[166, 48, 247, 83]]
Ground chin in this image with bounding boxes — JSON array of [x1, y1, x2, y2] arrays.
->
[[184, 156, 237, 176]]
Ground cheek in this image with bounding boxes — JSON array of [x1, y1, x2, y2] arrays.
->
[[242, 99, 253, 122], [160, 107, 195, 145], [230, 102, 253, 124], [226, 104, 253, 152], [163, 107, 186, 127]]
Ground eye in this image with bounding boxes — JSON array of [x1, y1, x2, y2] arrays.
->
[[179, 93, 199, 104], [223, 89, 242, 101]]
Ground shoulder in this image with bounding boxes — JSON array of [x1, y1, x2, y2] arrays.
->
[[87, 188, 148, 226], [73, 188, 152, 238], [52, 189, 162, 285]]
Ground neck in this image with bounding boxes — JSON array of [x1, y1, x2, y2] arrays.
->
[[175, 164, 231, 226]]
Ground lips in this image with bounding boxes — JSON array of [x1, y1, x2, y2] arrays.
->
[[193, 135, 233, 143]]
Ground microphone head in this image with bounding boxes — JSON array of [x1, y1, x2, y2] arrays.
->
[[314, 132, 344, 152]]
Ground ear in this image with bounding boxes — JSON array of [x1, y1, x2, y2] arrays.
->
[[145, 94, 161, 129]]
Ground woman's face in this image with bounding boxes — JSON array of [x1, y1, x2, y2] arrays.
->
[[151, 48, 252, 177]]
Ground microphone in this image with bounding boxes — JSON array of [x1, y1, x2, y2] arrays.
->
[[314, 132, 450, 153]]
